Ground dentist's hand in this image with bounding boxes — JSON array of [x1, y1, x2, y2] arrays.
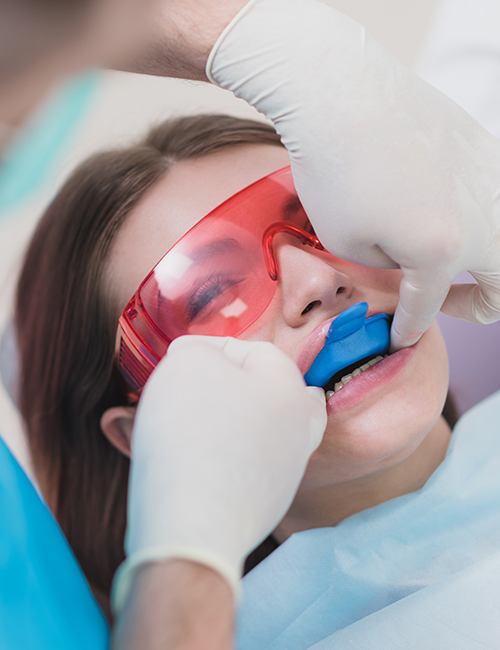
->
[[208, 0, 500, 350], [112, 336, 326, 611]]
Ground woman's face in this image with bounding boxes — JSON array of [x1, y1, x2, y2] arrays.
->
[[107, 143, 449, 489]]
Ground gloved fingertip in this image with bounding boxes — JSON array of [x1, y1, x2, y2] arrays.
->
[[306, 385, 327, 403], [166, 335, 193, 355], [388, 331, 404, 353], [389, 310, 425, 351], [306, 387, 327, 452], [221, 337, 251, 367], [389, 325, 421, 353], [309, 420, 326, 453]]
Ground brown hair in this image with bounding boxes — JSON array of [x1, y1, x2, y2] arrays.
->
[[15, 114, 282, 616]]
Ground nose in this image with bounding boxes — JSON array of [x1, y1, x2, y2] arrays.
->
[[275, 238, 354, 328]]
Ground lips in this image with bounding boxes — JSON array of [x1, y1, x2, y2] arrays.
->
[[297, 319, 335, 375], [297, 308, 384, 376], [325, 344, 416, 414]]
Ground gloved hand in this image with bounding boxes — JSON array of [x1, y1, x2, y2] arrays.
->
[[112, 336, 326, 611], [208, 0, 500, 350]]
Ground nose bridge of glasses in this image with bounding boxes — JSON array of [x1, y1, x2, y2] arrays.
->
[[262, 222, 322, 281]]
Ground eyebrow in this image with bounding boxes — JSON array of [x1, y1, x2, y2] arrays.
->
[[191, 237, 242, 262]]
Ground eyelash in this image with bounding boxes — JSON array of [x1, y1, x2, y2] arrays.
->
[[187, 274, 243, 321]]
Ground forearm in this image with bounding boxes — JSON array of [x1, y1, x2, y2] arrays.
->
[[112, 560, 235, 650], [121, 0, 248, 80]]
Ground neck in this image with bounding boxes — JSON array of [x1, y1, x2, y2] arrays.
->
[[274, 416, 451, 542]]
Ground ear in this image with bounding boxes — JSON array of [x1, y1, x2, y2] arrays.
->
[[100, 406, 136, 457]]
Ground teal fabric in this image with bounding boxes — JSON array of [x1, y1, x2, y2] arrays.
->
[[0, 72, 97, 215], [237, 390, 500, 649], [0, 436, 109, 649]]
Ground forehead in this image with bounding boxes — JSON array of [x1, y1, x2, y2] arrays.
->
[[106, 143, 289, 310]]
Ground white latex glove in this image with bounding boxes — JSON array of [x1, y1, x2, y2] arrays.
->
[[207, 0, 500, 350], [112, 336, 326, 610]]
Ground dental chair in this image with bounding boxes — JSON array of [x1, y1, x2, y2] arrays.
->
[[0, 326, 108, 649], [0, 435, 109, 648]]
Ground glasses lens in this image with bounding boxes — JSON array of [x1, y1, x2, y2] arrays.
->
[[138, 167, 300, 342]]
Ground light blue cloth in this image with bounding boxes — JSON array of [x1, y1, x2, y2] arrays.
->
[[310, 551, 500, 649], [237, 390, 500, 649], [0, 436, 108, 649]]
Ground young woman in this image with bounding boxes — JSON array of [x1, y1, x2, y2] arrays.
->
[[15, 114, 460, 624]]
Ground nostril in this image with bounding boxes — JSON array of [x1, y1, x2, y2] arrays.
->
[[302, 300, 321, 316], [337, 287, 346, 295]]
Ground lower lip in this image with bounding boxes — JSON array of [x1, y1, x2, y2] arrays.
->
[[326, 345, 416, 414]]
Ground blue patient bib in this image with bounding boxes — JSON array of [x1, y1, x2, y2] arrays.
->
[[238, 391, 500, 649], [0, 436, 108, 649]]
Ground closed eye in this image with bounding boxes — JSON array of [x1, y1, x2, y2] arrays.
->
[[187, 274, 244, 322]]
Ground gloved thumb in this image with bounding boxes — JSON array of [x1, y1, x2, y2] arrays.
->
[[304, 386, 327, 453], [440, 272, 500, 324]]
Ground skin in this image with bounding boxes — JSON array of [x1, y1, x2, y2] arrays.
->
[[123, 0, 249, 81], [0, 0, 156, 126], [0, 0, 246, 127], [112, 560, 234, 650], [103, 143, 452, 542]]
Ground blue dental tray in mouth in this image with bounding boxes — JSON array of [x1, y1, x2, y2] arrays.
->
[[304, 302, 392, 388]]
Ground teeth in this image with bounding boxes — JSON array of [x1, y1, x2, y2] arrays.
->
[[325, 355, 388, 398]]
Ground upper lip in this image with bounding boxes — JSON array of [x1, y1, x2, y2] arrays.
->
[[297, 307, 383, 376]]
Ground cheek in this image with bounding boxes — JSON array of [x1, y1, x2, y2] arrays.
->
[[239, 295, 281, 342], [356, 267, 403, 310], [302, 323, 449, 486], [334, 261, 402, 295]]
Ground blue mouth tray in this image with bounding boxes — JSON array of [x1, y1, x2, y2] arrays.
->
[[304, 302, 392, 388]]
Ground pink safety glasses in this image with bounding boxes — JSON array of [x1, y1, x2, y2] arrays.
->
[[116, 165, 324, 399]]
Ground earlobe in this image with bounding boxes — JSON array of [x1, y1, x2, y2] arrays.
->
[[100, 407, 136, 457]]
